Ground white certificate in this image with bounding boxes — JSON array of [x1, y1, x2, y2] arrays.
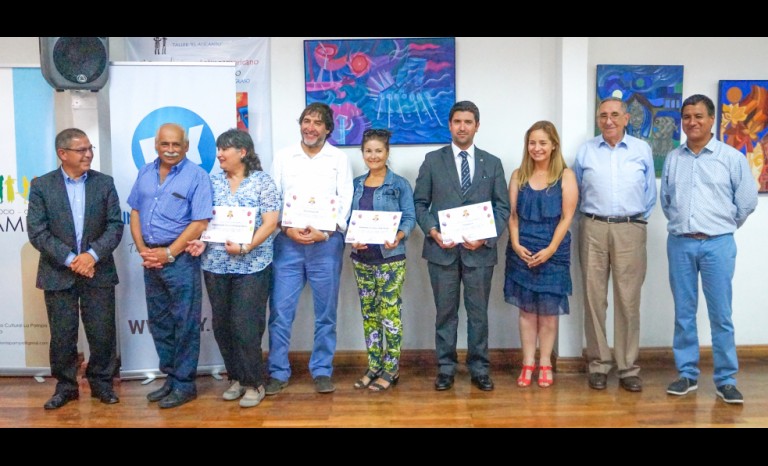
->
[[200, 206, 256, 244], [345, 210, 402, 245], [280, 191, 339, 232], [437, 201, 497, 244]]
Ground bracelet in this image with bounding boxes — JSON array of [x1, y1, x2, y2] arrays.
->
[[239, 243, 249, 255], [322, 231, 330, 242]]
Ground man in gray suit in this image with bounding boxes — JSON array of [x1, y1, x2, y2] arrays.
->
[[414, 100, 510, 391], [27, 128, 123, 409]]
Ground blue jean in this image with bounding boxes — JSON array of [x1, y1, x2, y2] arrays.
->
[[268, 232, 344, 381], [667, 233, 738, 387], [144, 252, 202, 395]]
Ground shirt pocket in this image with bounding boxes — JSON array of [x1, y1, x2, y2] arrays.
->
[[157, 193, 190, 223]]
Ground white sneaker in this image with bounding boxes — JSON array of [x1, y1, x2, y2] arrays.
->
[[222, 381, 245, 401], [239, 386, 265, 408]]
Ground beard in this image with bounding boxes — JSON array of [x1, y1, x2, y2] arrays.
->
[[302, 133, 326, 149]]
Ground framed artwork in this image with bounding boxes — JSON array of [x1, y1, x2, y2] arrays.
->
[[596, 64, 684, 177], [717, 80, 768, 193], [304, 37, 456, 146]]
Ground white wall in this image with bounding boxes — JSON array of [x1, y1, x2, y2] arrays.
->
[[3, 37, 766, 360]]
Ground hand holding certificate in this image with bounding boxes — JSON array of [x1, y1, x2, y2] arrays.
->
[[345, 210, 402, 245], [280, 191, 339, 232], [201, 206, 256, 244], [437, 201, 497, 244]]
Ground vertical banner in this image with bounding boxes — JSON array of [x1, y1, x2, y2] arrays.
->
[[125, 37, 273, 170], [0, 67, 56, 375], [109, 62, 235, 379]]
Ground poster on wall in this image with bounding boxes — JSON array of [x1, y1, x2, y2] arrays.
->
[[596, 64, 684, 177], [125, 37, 273, 169], [108, 62, 235, 379], [0, 67, 56, 375], [717, 80, 768, 193], [304, 37, 456, 146]]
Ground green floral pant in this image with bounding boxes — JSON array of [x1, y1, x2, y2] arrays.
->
[[352, 259, 406, 373]]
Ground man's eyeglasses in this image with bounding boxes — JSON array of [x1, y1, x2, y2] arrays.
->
[[597, 112, 624, 122], [62, 145, 95, 155], [363, 128, 391, 138]]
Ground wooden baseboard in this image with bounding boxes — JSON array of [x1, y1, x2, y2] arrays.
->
[[275, 345, 768, 375]]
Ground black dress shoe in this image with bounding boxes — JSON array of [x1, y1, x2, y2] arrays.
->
[[434, 373, 454, 391], [92, 389, 120, 404], [158, 389, 197, 409], [146, 384, 173, 402], [471, 374, 494, 391], [619, 376, 643, 392], [588, 372, 607, 390], [43, 391, 79, 410]]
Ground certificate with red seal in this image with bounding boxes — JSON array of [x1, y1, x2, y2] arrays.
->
[[345, 210, 403, 245], [280, 192, 339, 231], [201, 206, 256, 243]]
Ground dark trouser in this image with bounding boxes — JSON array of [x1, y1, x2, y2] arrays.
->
[[428, 261, 494, 378], [44, 281, 117, 395], [204, 265, 271, 388], [144, 252, 202, 395]]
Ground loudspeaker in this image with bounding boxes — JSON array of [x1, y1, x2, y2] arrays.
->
[[39, 37, 109, 92]]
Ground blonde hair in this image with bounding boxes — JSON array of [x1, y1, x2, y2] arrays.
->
[[516, 120, 566, 189]]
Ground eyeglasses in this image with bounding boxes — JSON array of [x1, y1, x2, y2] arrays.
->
[[597, 112, 625, 122], [62, 145, 95, 155], [363, 128, 391, 138]]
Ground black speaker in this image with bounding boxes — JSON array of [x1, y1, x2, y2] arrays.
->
[[39, 37, 109, 91]]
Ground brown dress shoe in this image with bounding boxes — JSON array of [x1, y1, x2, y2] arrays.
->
[[588, 373, 607, 390], [619, 376, 643, 392]]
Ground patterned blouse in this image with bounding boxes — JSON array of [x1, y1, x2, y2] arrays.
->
[[201, 170, 281, 274]]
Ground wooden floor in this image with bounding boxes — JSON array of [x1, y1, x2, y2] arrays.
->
[[2, 359, 767, 428]]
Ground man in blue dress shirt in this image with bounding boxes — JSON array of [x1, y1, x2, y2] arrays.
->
[[573, 96, 657, 393], [661, 94, 757, 404], [128, 123, 213, 409]]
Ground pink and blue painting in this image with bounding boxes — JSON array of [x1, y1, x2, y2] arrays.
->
[[304, 38, 456, 146], [596, 64, 684, 176], [717, 80, 768, 193]]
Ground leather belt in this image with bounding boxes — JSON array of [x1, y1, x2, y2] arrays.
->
[[584, 213, 647, 225], [145, 243, 171, 249], [682, 233, 710, 240]]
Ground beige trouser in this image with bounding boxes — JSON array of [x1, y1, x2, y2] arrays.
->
[[579, 216, 647, 378]]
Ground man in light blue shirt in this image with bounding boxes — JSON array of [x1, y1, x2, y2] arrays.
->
[[573, 96, 657, 393], [661, 94, 757, 404]]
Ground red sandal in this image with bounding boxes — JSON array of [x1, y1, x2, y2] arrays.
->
[[538, 365, 553, 388], [517, 365, 535, 387]]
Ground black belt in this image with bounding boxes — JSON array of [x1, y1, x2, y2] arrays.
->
[[145, 243, 171, 249], [584, 213, 647, 225], [682, 233, 710, 240]]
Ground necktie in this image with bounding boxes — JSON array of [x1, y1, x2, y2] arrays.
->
[[459, 151, 471, 196]]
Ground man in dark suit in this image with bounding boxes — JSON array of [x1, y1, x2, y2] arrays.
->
[[414, 100, 510, 391], [27, 128, 123, 409]]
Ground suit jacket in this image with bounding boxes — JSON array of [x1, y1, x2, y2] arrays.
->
[[413, 145, 510, 267], [27, 168, 123, 290]]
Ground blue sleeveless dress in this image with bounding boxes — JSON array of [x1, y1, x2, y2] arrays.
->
[[504, 178, 571, 315]]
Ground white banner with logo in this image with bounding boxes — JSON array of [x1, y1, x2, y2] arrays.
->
[[0, 67, 56, 375], [125, 37, 273, 170], [108, 62, 235, 379]]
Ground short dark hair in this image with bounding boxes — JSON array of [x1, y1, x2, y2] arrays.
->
[[216, 128, 262, 177], [449, 100, 480, 123], [682, 94, 715, 117], [299, 102, 335, 134]]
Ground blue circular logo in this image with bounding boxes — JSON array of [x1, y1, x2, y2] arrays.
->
[[131, 106, 216, 172]]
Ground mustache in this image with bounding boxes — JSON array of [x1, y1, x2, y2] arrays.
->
[[163, 152, 180, 158]]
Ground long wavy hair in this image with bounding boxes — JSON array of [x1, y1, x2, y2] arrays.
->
[[516, 120, 566, 189], [216, 128, 262, 177]]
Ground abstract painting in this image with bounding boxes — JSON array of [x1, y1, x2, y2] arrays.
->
[[304, 38, 456, 146], [717, 80, 768, 193], [596, 65, 684, 177]]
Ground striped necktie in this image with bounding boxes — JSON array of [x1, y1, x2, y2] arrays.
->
[[459, 151, 471, 195]]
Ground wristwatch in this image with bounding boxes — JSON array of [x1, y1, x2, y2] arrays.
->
[[166, 247, 175, 263], [239, 243, 250, 255], [322, 231, 330, 242]]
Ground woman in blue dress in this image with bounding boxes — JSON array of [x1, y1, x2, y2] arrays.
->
[[505, 121, 578, 388]]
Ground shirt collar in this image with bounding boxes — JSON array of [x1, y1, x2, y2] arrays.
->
[[452, 143, 475, 159], [598, 133, 628, 149], [60, 166, 88, 183]]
